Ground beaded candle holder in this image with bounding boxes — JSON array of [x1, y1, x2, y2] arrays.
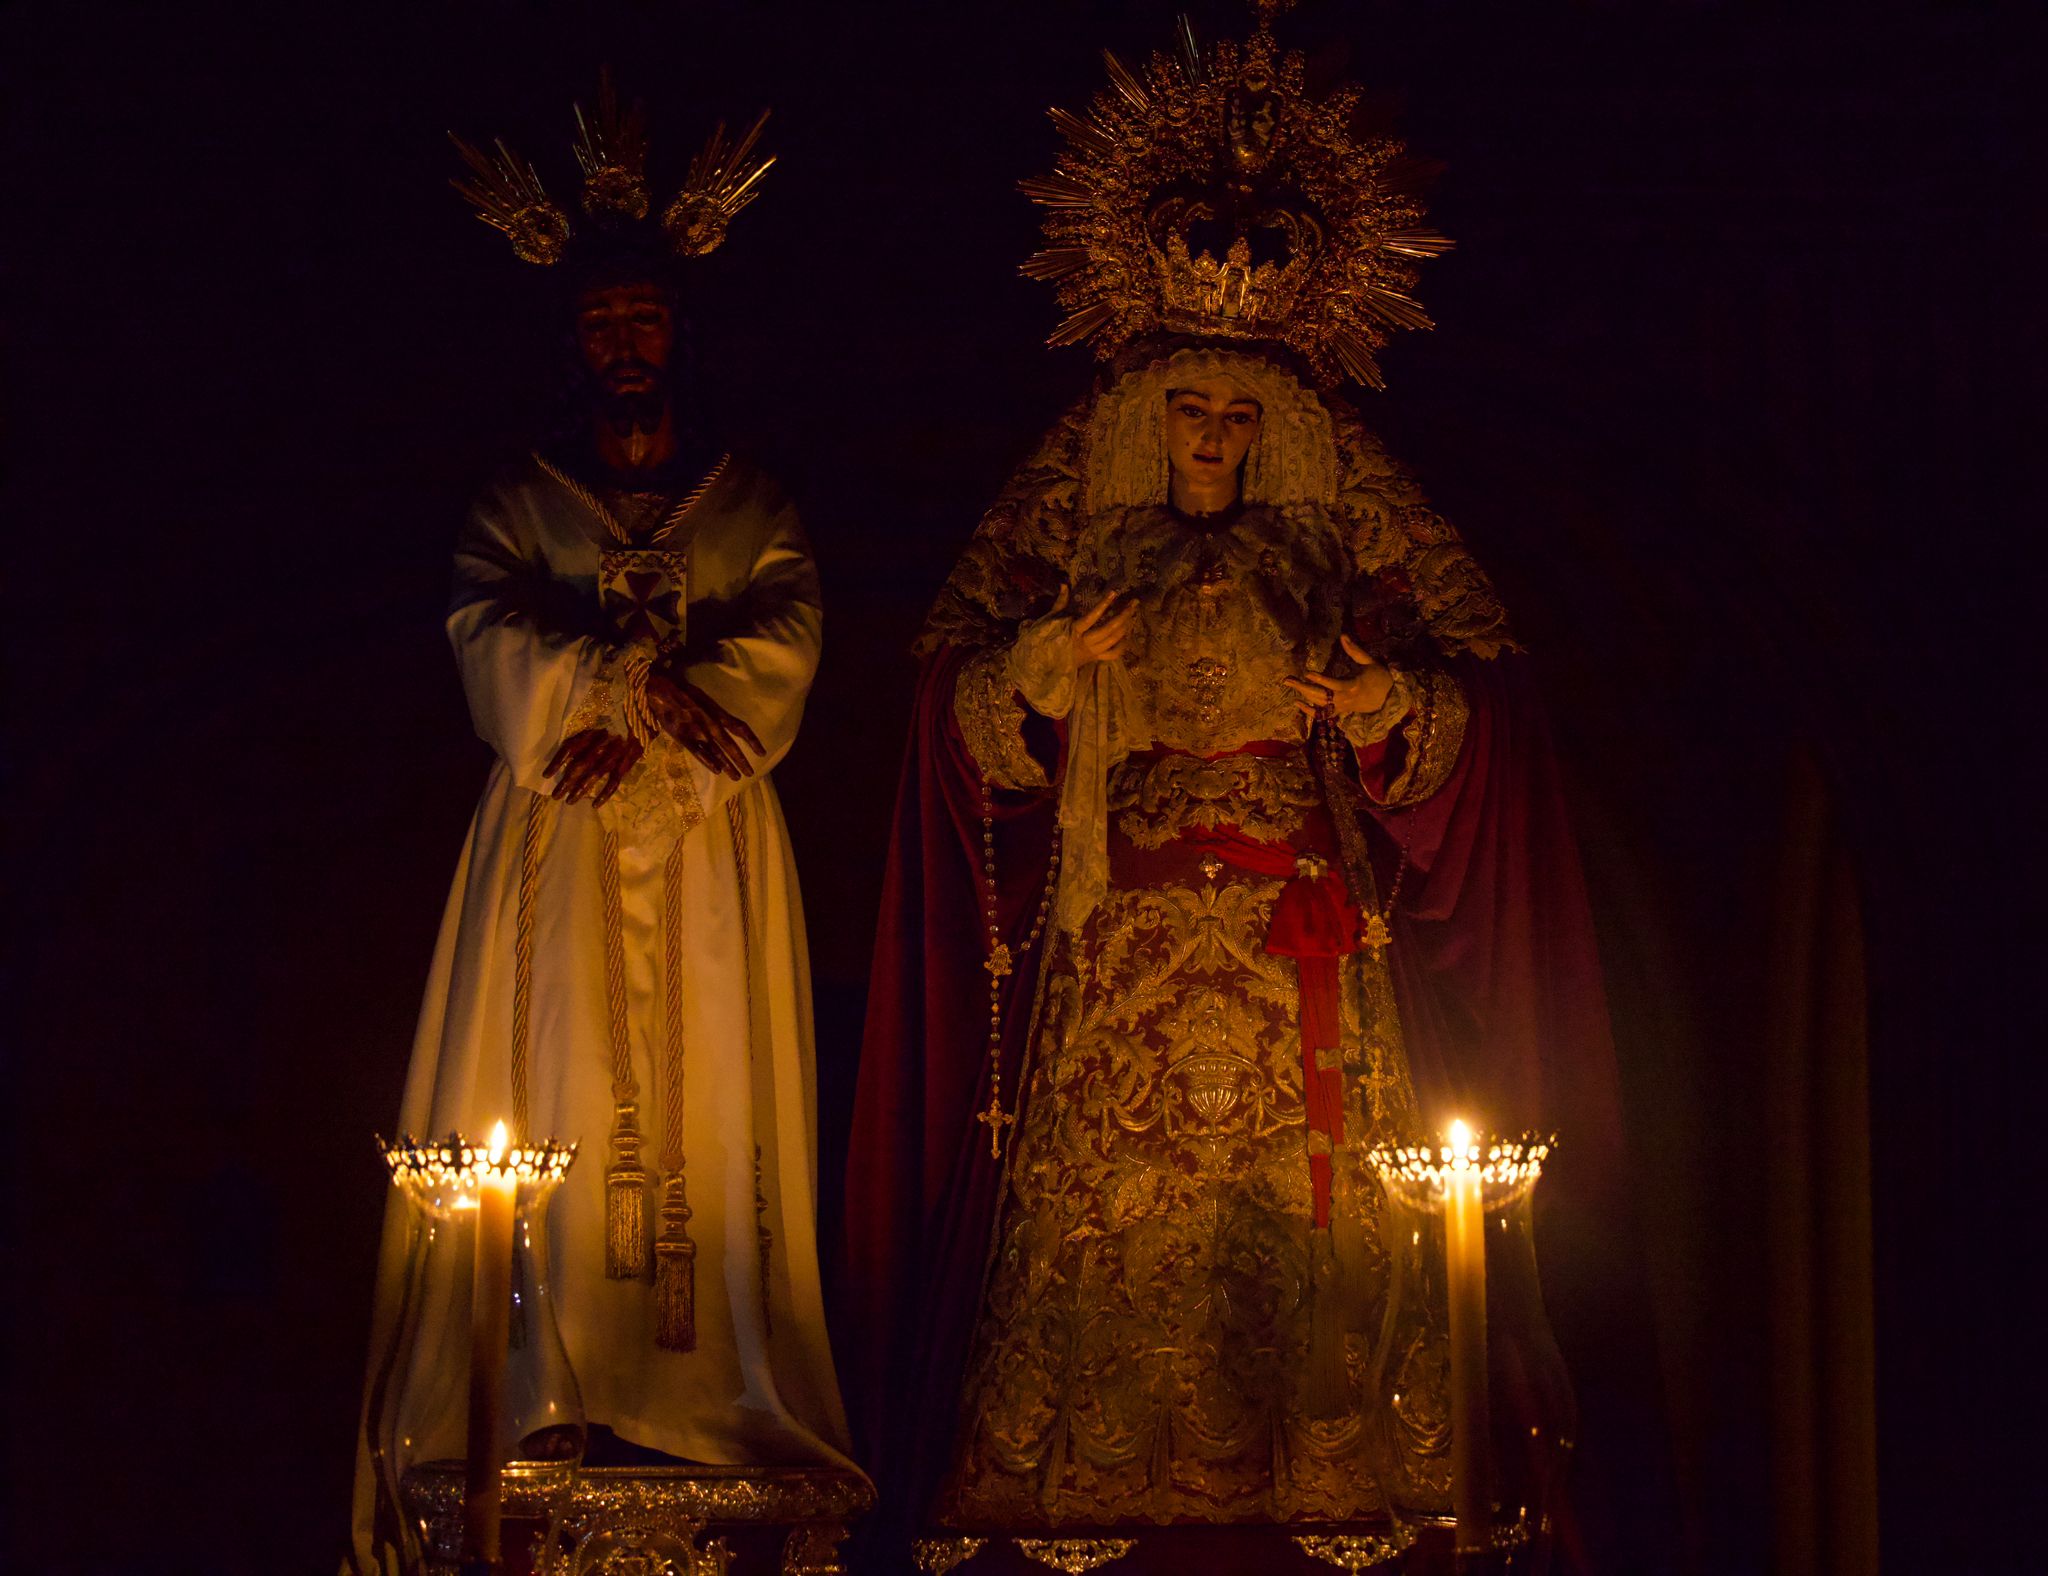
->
[[1364, 1126, 1572, 1570], [368, 1131, 583, 1576]]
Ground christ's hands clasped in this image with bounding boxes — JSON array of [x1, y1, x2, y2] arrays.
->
[[645, 669, 764, 780], [1284, 634, 1396, 723], [545, 728, 642, 806]]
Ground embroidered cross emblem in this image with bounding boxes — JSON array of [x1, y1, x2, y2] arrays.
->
[[611, 570, 682, 643], [599, 547, 688, 645]]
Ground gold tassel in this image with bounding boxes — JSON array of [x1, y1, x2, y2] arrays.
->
[[1331, 1199, 1375, 1334], [605, 1106, 648, 1279], [653, 1173, 697, 1351], [1304, 1227, 1351, 1419]]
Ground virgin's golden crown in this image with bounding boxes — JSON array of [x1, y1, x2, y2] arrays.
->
[[1023, 4, 1449, 388]]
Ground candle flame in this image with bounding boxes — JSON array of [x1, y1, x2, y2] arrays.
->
[[1448, 1118, 1472, 1154], [488, 1120, 509, 1164]]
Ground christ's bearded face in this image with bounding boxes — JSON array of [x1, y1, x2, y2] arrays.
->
[[575, 279, 676, 435], [1164, 378, 1263, 492]]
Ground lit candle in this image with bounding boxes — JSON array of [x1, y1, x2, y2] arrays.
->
[[1444, 1118, 1493, 1553], [461, 1121, 516, 1569]]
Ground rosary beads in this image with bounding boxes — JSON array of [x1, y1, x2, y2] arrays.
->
[[975, 777, 1061, 1158]]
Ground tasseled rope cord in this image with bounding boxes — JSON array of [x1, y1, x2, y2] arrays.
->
[[599, 824, 649, 1278], [727, 795, 774, 1336], [531, 449, 727, 1286], [653, 836, 696, 1349], [509, 792, 552, 1136]]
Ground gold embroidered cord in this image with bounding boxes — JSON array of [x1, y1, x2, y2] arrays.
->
[[534, 449, 732, 547], [726, 795, 774, 1335], [653, 835, 696, 1349], [599, 824, 649, 1278], [509, 791, 552, 1137]]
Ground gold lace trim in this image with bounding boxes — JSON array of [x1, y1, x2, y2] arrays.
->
[[1337, 669, 1417, 753], [920, 391, 1516, 665], [954, 647, 1048, 790], [1327, 407, 1515, 658], [1109, 749, 1321, 850], [1371, 670, 1469, 809], [560, 645, 707, 848]]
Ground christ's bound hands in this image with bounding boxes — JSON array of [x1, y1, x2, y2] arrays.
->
[[645, 669, 764, 780], [1284, 634, 1396, 722], [545, 728, 643, 806]]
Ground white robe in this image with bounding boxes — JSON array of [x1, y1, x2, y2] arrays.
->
[[350, 454, 854, 1571]]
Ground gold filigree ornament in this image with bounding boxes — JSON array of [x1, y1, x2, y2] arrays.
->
[[1022, 0, 1450, 389], [1014, 1537, 1137, 1573], [450, 70, 772, 266], [913, 1536, 988, 1574], [1293, 1527, 1416, 1573]]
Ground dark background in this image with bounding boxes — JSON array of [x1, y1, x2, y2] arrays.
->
[[4, 2, 2039, 1572]]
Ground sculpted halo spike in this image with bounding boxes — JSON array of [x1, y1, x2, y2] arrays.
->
[[663, 109, 776, 258], [450, 73, 773, 266], [572, 67, 650, 223], [448, 133, 571, 266]]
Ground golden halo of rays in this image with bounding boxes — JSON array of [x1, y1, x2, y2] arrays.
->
[[1020, 8, 1452, 389]]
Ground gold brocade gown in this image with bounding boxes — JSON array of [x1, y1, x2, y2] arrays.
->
[[937, 502, 1452, 1530]]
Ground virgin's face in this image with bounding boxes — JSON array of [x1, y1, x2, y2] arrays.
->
[[1164, 378, 1263, 491]]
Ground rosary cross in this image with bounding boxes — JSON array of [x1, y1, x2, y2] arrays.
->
[[976, 1089, 1015, 1158]]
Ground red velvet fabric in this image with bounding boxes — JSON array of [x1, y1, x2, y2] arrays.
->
[[1355, 656, 1625, 1207], [838, 648, 1061, 1543]]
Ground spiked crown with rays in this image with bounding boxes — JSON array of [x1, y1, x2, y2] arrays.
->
[[1022, 2, 1450, 389], [450, 71, 774, 268]]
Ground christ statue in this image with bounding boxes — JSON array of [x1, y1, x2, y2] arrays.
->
[[349, 87, 854, 1575]]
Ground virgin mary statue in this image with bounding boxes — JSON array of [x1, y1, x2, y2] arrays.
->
[[843, 9, 1624, 1570]]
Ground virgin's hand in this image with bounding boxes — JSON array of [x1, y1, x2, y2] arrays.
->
[[645, 670, 765, 780], [1282, 634, 1396, 722], [544, 728, 643, 805], [1054, 584, 1137, 671]]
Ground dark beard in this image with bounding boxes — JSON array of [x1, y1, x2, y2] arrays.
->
[[599, 386, 668, 441]]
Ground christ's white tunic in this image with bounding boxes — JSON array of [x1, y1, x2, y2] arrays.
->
[[350, 454, 853, 1570]]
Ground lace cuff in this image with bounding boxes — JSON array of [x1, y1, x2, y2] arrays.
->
[[1363, 668, 1469, 808], [1339, 667, 1419, 751], [953, 646, 1050, 790], [1008, 611, 1077, 720], [561, 643, 708, 847], [560, 642, 631, 743]]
